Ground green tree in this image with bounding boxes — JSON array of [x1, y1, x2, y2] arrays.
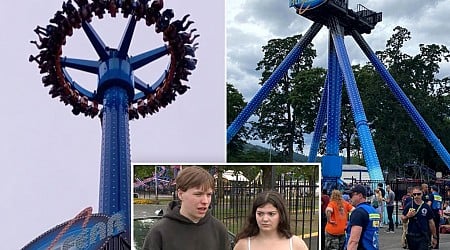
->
[[227, 83, 250, 162], [358, 26, 450, 174], [252, 34, 323, 162]]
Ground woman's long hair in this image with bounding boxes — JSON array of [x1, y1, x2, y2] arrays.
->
[[235, 190, 292, 241], [330, 189, 343, 212]]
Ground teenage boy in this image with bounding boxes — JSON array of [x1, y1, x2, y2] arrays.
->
[[143, 166, 230, 250]]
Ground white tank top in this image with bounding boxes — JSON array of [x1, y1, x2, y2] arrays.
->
[[247, 237, 293, 250]]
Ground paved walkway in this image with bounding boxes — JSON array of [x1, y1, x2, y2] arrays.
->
[[379, 226, 450, 249]]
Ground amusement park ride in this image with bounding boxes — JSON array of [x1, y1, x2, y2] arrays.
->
[[26, 0, 198, 249], [227, 0, 450, 186]]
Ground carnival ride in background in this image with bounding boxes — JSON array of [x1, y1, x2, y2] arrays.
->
[[26, 0, 199, 248], [134, 166, 179, 195], [227, 0, 450, 187]]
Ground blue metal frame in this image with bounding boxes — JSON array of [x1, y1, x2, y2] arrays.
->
[[322, 31, 344, 181], [329, 16, 383, 181], [227, 22, 323, 144], [59, 19, 169, 103], [307, 78, 327, 162], [352, 30, 450, 168], [58, 16, 169, 240], [227, 2, 450, 186], [289, 0, 328, 10], [30, 2, 200, 246]]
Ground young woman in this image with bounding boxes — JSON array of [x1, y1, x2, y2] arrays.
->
[[374, 189, 384, 226], [325, 190, 354, 250], [233, 191, 308, 250]]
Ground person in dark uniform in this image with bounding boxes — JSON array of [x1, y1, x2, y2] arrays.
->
[[401, 186, 438, 250], [422, 183, 432, 248], [429, 185, 442, 249], [345, 185, 380, 250], [401, 187, 413, 249]]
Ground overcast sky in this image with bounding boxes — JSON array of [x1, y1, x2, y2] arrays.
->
[[0, 1, 224, 249], [226, 0, 450, 153]]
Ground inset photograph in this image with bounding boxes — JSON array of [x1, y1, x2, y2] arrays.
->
[[133, 164, 319, 250]]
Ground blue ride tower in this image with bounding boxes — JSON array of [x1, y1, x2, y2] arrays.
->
[[227, 0, 450, 188], [28, 1, 198, 248]]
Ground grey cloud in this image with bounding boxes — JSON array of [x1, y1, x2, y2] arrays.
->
[[234, 0, 309, 37]]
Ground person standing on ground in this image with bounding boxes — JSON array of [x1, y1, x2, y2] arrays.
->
[[429, 185, 442, 249], [422, 183, 430, 204], [443, 201, 450, 222], [142, 166, 230, 250], [385, 185, 395, 233], [401, 186, 437, 250], [343, 189, 351, 203], [422, 183, 432, 248], [401, 186, 413, 249], [233, 190, 308, 250], [345, 185, 380, 250], [373, 189, 383, 224], [325, 189, 354, 250], [377, 183, 386, 227], [322, 189, 330, 248], [402, 187, 413, 209]]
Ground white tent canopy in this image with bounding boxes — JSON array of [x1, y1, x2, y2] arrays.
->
[[221, 170, 249, 182]]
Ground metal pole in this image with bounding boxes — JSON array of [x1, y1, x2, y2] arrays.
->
[[155, 166, 158, 200], [271, 165, 276, 190]]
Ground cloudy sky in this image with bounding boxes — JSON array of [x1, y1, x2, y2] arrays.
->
[[0, 1, 224, 249], [227, 0, 450, 101]]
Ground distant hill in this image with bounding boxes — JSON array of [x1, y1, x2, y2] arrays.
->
[[242, 143, 310, 162]]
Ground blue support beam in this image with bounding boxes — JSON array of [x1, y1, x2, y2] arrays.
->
[[326, 33, 343, 156], [322, 32, 344, 180], [118, 16, 138, 59], [60, 57, 100, 74], [329, 17, 384, 181], [308, 78, 328, 162], [352, 30, 450, 170], [61, 68, 96, 100], [82, 22, 109, 61], [99, 86, 131, 240], [227, 22, 323, 144], [130, 46, 169, 70]]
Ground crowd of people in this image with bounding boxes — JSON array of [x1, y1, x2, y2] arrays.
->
[[322, 184, 379, 250], [29, 0, 199, 120], [321, 181, 447, 250], [136, 165, 450, 250]]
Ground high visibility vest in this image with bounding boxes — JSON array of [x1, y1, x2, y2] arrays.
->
[[432, 191, 442, 210], [345, 203, 380, 250]]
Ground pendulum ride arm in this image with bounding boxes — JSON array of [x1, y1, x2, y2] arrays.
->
[[227, 22, 323, 144], [352, 30, 450, 170], [329, 17, 384, 181], [322, 33, 344, 179], [308, 78, 328, 162]]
